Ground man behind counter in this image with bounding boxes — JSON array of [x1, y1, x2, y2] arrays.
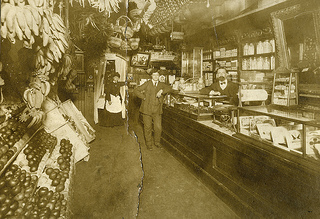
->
[[200, 68, 239, 105]]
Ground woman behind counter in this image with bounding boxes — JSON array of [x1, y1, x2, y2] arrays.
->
[[100, 72, 126, 127]]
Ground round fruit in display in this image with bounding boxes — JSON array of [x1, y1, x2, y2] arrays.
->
[[49, 172, 57, 180], [38, 187, 49, 197], [57, 156, 64, 165], [30, 166, 38, 172], [46, 168, 54, 175], [52, 179, 60, 186], [55, 184, 65, 192]]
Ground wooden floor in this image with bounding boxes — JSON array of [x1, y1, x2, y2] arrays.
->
[[71, 120, 239, 218]]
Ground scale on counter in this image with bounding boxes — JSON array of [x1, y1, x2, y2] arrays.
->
[[212, 104, 237, 132]]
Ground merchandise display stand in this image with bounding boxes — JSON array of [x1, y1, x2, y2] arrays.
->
[[0, 97, 94, 218]]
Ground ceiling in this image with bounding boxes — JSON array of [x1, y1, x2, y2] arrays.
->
[[132, 0, 286, 36]]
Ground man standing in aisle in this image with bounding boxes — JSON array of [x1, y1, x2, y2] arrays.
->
[[200, 68, 239, 105], [134, 69, 173, 150]]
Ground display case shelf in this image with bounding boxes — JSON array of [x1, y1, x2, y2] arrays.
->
[[167, 93, 228, 120], [299, 94, 320, 99], [272, 68, 298, 106], [237, 105, 320, 161]]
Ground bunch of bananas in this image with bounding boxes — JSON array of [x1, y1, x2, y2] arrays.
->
[[34, 46, 56, 76], [58, 54, 73, 79], [20, 107, 46, 128], [29, 74, 51, 97], [20, 74, 50, 128], [1, 1, 69, 74]]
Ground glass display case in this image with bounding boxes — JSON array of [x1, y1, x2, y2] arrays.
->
[[237, 105, 320, 161], [181, 47, 203, 80], [167, 93, 228, 120], [271, 67, 298, 106]]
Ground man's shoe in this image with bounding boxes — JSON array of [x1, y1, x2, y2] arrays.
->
[[155, 143, 162, 148], [146, 145, 153, 150]]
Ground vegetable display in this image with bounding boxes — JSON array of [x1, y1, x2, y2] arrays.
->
[[0, 118, 27, 172], [22, 129, 57, 172], [43, 138, 73, 193], [0, 164, 38, 218]]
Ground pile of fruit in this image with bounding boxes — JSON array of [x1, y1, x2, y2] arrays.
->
[[23, 129, 57, 172], [0, 118, 27, 171], [0, 164, 38, 218], [57, 139, 72, 172], [23, 186, 68, 218], [45, 168, 68, 192], [44, 138, 73, 192]]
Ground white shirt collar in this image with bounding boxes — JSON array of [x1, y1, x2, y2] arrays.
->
[[152, 80, 158, 86]]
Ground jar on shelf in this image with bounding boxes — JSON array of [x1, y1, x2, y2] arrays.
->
[[271, 55, 275, 70], [252, 57, 257, 70], [249, 57, 253, 70], [257, 56, 263, 70], [242, 58, 248, 70], [257, 41, 263, 54], [263, 57, 271, 70], [248, 43, 255, 55], [263, 40, 272, 53], [243, 43, 249, 56], [270, 39, 276, 53]]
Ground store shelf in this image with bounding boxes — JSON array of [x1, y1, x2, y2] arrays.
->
[[241, 52, 275, 58], [214, 56, 238, 60]]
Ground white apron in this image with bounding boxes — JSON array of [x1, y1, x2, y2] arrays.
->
[[105, 94, 122, 113]]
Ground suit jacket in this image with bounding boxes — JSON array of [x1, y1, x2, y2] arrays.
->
[[134, 80, 173, 115], [200, 81, 239, 105]]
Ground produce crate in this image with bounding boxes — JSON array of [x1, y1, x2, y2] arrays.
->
[[59, 100, 96, 144]]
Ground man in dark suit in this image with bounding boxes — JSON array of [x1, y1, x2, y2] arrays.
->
[[134, 69, 173, 150], [200, 68, 239, 105]]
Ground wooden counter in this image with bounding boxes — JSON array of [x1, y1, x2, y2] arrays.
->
[[161, 106, 320, 218]]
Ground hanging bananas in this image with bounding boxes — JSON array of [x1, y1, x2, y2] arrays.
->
[[1, 1, 69, 75]]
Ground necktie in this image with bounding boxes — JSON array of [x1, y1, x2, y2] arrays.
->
[[154, 82, 157, 87]]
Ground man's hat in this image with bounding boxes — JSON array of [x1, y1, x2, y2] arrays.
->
[[149, 68, 159, 75]]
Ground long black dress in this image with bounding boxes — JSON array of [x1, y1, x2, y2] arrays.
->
[[99, 81, 125, 127]]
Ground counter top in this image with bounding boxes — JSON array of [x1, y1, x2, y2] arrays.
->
[[174, 92, 227, 100], [198, 120, 235, 136]]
